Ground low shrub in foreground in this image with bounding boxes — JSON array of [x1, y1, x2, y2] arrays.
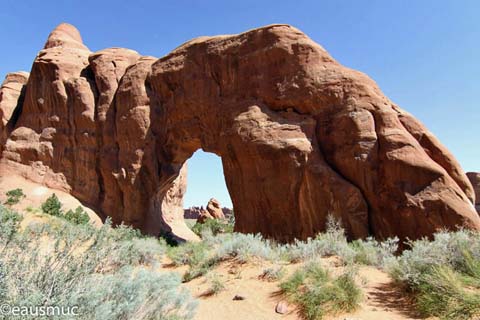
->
[[280, 262, 361, 320], [415, 264, 480, 319], [0, 207, 195, 320], [386, 229, 480, 319]]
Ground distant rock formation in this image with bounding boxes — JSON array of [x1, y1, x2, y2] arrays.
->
[[184, 198, 232, 224], [1, 23, 478, 242], [206, 198, 225, 219], [184, 206, 204, 219], [467, 172, 480, 212]]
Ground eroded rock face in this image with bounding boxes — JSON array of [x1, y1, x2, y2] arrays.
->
[[467, 172, 480, 212], [1, 23, 478, 242], [206, 198, 225, 219], [0, 72, 29, 153]]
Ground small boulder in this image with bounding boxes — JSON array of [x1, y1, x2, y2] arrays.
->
[[275, 301, 289, 314]]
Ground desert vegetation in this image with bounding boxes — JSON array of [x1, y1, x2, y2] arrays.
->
[[279, 263, 361, 319], [0, 203, 197, 320], [2, 189, 480, 319]]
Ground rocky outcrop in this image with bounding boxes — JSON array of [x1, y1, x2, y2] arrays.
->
[[184, 206, 204, 219], [0, 72, 29, 153], [196, 208, 214, 224], [185, 205, 232, 219], [467, 172, 480, 212], [0, 23, 478, 242], [206, 198, 225, 219], [194, 198, 227, 224]]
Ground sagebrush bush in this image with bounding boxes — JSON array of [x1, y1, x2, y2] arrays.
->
[[206, 273, 226, 295], [279, 216, 398, 266], [386, 229, 480, 287], [0, 208, 195, 320], [74, 267, 197, 320], [349, 236, 398, 267], [386, 229, 480, 319], [172, 214, 397, 285], [213, 233, 277, 263]]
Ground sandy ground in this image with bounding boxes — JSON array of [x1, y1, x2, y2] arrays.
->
[[177, 258, 433, 320], [0, 172, 433, 320]]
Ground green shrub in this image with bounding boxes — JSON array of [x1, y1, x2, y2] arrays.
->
[[280, 263, 361, 320], [349, 236, 398, 267], [4, 188, 25, 205], [206, 273, 226, 295], [386, 229, 480, 319], [280, 216, 355, 263], [213, 233, 277, 262], [0, 205, 22, 248], [41, 193, 63, 217], [415, 265, 480, 319], [386, 229, 480, 287], [64, 206, 90, 225], [167, 241, 219, 282], [191, 218, 234, 237]]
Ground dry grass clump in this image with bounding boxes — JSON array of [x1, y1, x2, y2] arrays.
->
[[279, 262, 361, 320]]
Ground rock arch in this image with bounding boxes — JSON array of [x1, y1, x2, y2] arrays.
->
[[0, 23, 478, 242]]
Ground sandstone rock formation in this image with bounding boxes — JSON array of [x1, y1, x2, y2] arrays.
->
[[206, 198, 225, 219], [185, 204, 232, 220], [0, 72, 29, 153], [195, 198, 226, 224], [184, 206, 204, 219], [467, 172, 480, 212], [196, 208, 214, 224], [1, 23, 478, 242]]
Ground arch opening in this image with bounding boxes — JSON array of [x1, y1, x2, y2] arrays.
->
[[183, 150, 233, 232]]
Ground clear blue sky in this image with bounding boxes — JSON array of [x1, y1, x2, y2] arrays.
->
[[1, 0, 479, 208]]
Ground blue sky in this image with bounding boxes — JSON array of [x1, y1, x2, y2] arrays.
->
[[1, 0, 479, 208]]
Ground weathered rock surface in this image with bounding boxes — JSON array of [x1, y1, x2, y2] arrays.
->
[[0, 72, 29, 153], [206, 198, 225, 219], [1, 23, 478, 242], [195, 198, 227, 224], [467, 172, 480, 212], [185, 205, 232, 220], [196, 208, 214, 224]]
